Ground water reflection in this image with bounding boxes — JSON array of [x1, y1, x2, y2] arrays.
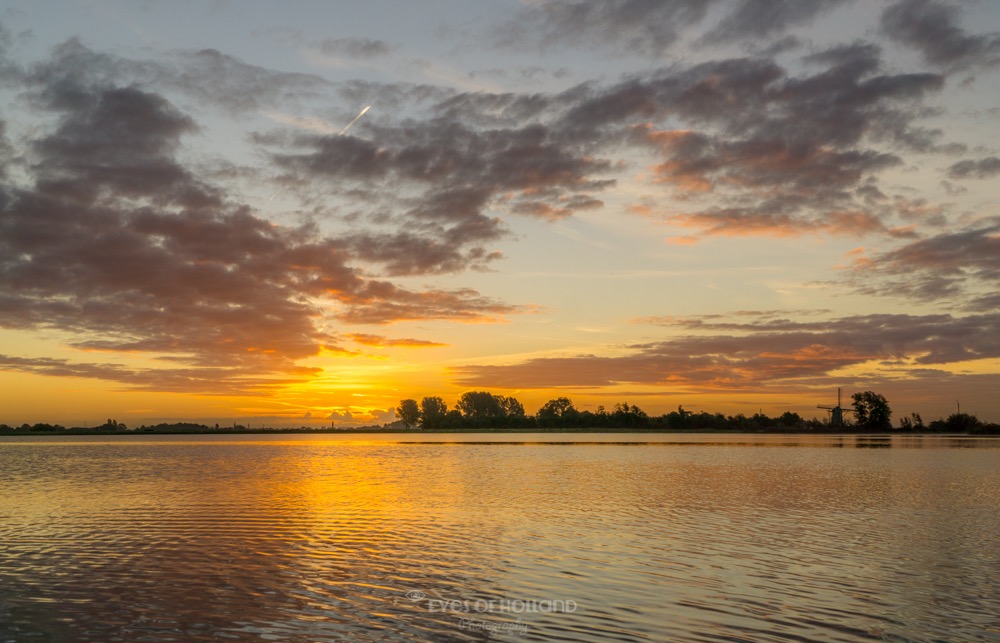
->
[[1, 436, 998, 641], [4, 432, 1000, 448]]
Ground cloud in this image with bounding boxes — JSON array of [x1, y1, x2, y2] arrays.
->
[[701, 0, 852, 45], [336, 287, 532, 325], [668, 207, 917, 239], [317, 38, 394, 60], [642, 128, 901, 196], [0, 72, 528, 392], [270, 119, 614, 272], [348, 334, 447, 348], [22, 40, 333, 115], [498, 0, 712, 57], [847, 224, 1000, 307], [498, 0, 849, 56], [947, 156, 1000, 179], [881, 0, 1000, 71], [452, 312, 1000, 390], [166, 48, 334, 113], [588, 45, 951, 238], [0, 354, 309, 396], [272, 41, 951, 248]]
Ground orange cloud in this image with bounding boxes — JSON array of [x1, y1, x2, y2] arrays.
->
[[349, 334, 447, 348]]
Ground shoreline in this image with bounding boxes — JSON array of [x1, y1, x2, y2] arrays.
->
[[1, 428, 995, 437]]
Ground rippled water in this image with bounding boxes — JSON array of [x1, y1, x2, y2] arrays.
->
[[1, 433, 998, 642]]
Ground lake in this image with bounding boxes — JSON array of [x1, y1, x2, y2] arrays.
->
[[1, 433, 998, 642]]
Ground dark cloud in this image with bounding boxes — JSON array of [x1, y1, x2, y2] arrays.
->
[[29, 85, 214, 208], [23, 39, 332, 115], [336, 287, 531, 326], [640, 126, 901, 194], [339, 229, 504, 276], [701, 0, 852, 45], [0, 120, 12, 179], [500, 0, 848, 56], [947, 156, 1000, 179], [848, 224, 1000, 307], [559, 57, 787, 136], [881, 0, 1000, 70], [271, 119, 614, 270], [453, 312, 1000, 389], [253, 36, 958, 250], [265, 42, 954, 248], [318, 38, 394, 59], [0, 76, 529, 393], [598, 46, 947, 237], [559, 44, 944, 150], [280, 121, 610, 194]]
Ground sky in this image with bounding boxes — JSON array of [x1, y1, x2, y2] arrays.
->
[[1, 0, 1000, 428]]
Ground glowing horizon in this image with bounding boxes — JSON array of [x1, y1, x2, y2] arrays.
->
[[2, 1, 1000, 427]]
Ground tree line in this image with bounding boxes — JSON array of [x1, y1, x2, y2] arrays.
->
[[395, 391, 1000, 433], [2, 391, 997, 434]]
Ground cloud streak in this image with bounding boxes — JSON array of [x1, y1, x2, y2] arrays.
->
[[453, 313, 1000, 390]]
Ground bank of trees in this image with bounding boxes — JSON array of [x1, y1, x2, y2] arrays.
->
[[393, 391, 1000, 433], [397, 391, 533, 429], [396, 392, 817, 431], [2, 392, 997, 434]]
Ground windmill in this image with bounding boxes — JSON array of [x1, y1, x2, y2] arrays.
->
[[818, 387, 853, 427]]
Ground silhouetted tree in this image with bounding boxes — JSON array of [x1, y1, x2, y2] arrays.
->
[[611, 402, 648, 428], [537, 397, 579, 427], [419, 396, 448, 430], [497, 395, 525, 418], [456, 391, 504, 420], [932, 412, 980, 433], [851, 391, 892, 431], [29, 423, 64, 432], [396, 399, 420, 428], [538, 397, 575, 418], [97, 419, 126, 432], [662, 405, 691, 430], [899, 412, 924, 431], [777, 411, 804, 429]]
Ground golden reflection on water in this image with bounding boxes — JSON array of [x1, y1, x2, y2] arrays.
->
[[0, 435, 998, 641]]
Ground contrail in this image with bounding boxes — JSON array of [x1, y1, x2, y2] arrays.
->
[[339, 104, 372, 135]]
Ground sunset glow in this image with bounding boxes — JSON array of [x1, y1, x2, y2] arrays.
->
[[2, 1, 1000, 427]]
